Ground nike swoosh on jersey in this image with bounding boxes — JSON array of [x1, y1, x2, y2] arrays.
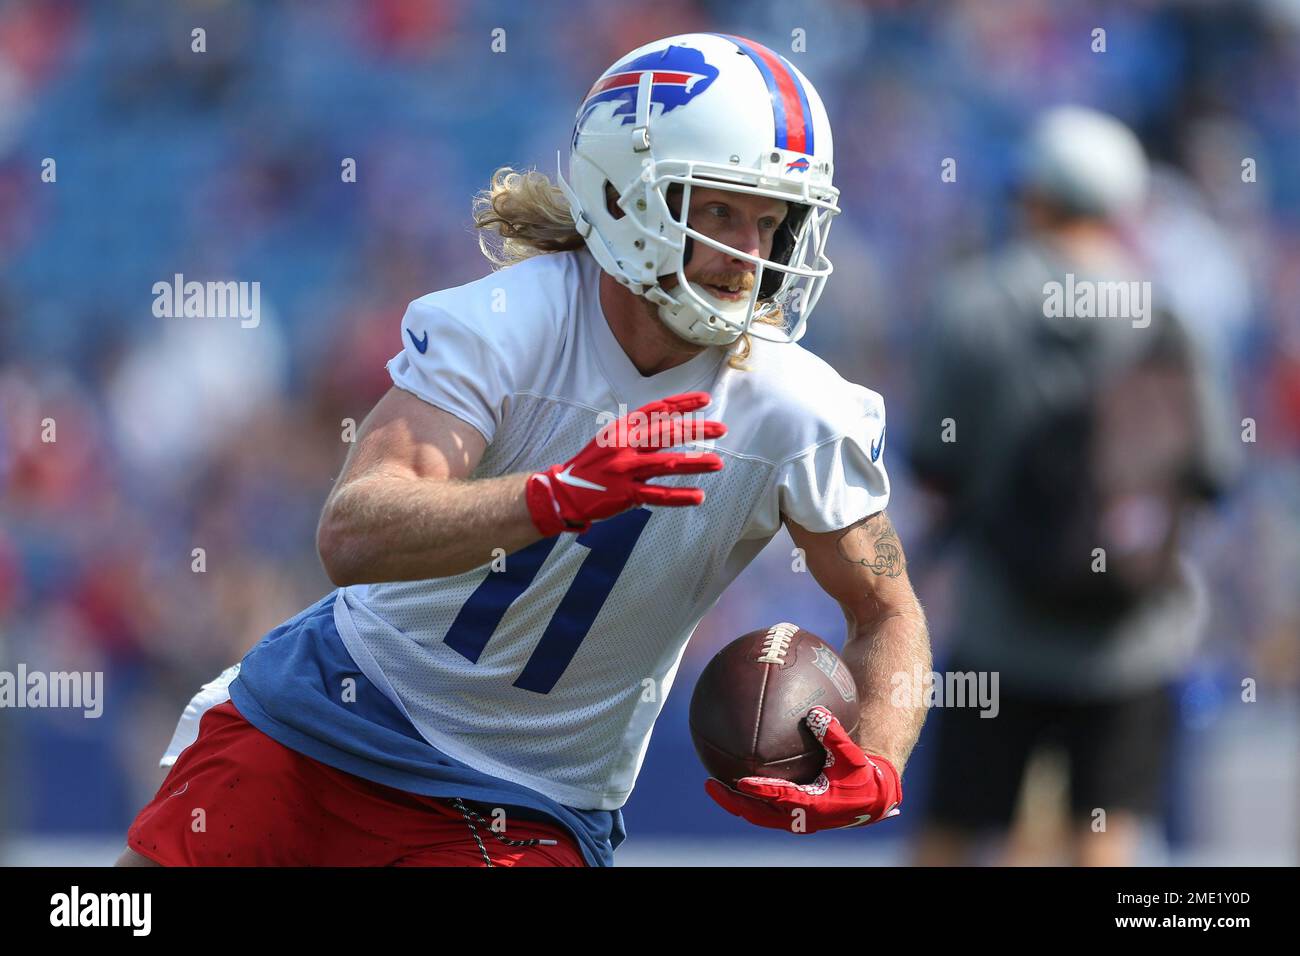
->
[[555, 465, 607, 492], [407, 328, 429, 354], [870, 427, 885, 463]]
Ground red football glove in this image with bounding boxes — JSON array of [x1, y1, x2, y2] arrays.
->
[[704, 706, 902, 833], [526, 391, 726, 537]]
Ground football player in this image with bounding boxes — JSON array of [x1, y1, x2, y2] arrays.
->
[[118, 32, 930, 867]]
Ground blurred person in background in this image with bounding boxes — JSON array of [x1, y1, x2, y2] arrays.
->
[[907, 106, 1241, 866]]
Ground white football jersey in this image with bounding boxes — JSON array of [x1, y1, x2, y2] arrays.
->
[[333, 249, 888, 810]]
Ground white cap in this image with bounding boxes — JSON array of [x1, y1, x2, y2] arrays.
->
[[1023, 105, 1150, 218]]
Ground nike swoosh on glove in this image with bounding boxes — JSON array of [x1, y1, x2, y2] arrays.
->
[[704, 706, 902, 833], [526, 391, 726, 537]]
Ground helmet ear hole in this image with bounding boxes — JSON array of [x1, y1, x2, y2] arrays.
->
[[604, 182, 626, 220]]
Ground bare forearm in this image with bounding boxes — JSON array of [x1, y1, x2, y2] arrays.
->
[[842, 604, 931, 774], [318, 472, 543, 583]]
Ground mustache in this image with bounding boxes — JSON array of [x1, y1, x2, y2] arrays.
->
[[693, 271, 756, 292]]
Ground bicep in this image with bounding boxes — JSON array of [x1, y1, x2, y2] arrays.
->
[[784, 511, 918, 626], [335, 385, 488, 488]]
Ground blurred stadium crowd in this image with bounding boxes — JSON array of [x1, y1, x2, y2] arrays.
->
[[0, 0, 1296, 863]]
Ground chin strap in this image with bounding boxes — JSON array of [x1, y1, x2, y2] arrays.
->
[[653, 285, 748, 347]]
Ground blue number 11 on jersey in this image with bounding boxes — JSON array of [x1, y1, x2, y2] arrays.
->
[[443, 507, 654, 694]]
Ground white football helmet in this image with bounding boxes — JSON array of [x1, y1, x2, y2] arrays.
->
[[557, 33, 839, 347]]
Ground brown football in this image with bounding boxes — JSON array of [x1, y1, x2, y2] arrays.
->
[[689, 623, 860, 787]]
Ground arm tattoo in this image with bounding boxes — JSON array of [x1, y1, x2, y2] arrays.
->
[[836, 511, 905, 577]]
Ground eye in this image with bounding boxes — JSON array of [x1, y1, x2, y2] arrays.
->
[[706, 204, 729, 218], [759, 216, 779, 231]]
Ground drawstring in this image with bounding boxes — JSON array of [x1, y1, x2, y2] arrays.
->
[[448, 797, 558, 867]]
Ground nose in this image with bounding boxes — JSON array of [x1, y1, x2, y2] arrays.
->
[[728, 223, 762, 266]]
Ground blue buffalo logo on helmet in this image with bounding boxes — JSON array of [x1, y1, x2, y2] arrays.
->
[[785, 157, 811, 173], [574, 45, 720, 141]]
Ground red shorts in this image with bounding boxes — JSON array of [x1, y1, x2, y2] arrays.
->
[[127, 700, 587, 867]]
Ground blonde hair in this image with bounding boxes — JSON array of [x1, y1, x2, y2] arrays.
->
[[470, 165, 785, 370], [472, 167, 585, 267], [724, 308, 786, 370]]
